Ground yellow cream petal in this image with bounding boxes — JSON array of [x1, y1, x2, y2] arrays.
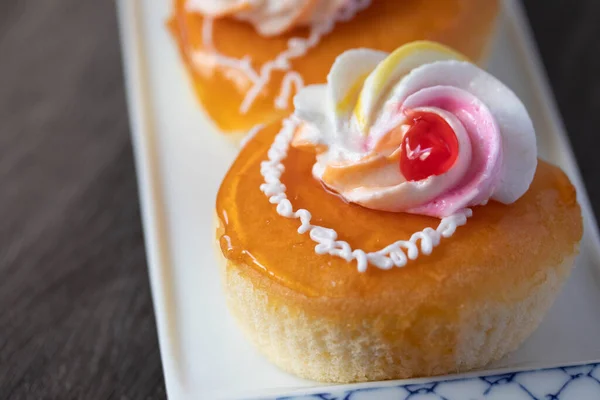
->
[[328, 49, 387, 125], [336, 73, 370, 114], [354, 41, 469, 134]]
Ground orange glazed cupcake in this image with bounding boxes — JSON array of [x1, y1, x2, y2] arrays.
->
[[215, 42, 583, 383], [169, 0, 499, 134]]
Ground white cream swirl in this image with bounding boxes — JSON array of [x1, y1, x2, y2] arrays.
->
[[186, 0, 351, 36], [292, 42, 537, 218]]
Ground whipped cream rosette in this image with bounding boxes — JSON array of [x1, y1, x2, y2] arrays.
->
[[187, 0, 350, 36], [292, 41, 537, 218]]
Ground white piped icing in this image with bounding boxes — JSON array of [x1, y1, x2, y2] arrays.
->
[[190, 0, 372, 116], [275, 72, 304, 110], [259, 117, 472, 273]]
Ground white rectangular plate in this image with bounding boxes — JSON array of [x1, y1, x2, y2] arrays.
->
[[117, 0, 600, 399]]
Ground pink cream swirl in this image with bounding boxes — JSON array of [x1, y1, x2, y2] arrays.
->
[[292, 43, 537, 218]]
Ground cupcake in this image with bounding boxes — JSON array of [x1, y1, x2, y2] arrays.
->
[[169, 0, 499, 134], [215, 42, 583, 382]]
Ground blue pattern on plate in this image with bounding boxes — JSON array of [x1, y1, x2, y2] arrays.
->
[[273, 363, 600, 400]]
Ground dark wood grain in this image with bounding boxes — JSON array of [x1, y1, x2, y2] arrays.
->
[[523, 0, 600, 221], [0, 1, 597, 399], [0, 0, 164, 399]]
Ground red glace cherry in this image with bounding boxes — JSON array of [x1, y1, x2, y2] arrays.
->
[[399, 111, 459, 181]]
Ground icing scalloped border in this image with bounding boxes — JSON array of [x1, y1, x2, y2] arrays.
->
[[259, 117, 473, 272], [191, 0, 372, 114]]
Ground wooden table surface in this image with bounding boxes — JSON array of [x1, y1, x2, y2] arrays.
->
[[1, 1, 598, 398]]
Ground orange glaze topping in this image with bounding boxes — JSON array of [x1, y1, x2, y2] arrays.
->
[[169, 0, 499, 132], [216, 122, 582, 298]]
